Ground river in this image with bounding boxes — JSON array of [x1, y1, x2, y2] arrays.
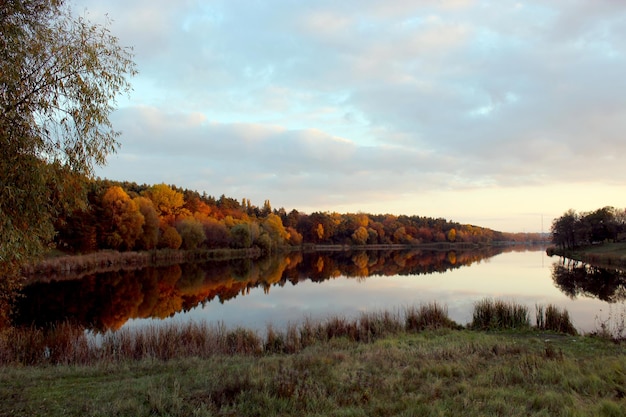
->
[[15, 247, 626, 334]]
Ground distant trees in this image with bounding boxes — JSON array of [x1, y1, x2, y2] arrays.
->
[[202, 219, 231, 248], [551, 207, 625, 249], [159, 226, 182, 250], [48, 178, 519, 257], [261, 214, 289, 248]]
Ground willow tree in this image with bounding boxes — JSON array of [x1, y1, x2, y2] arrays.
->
[[0, 0, 136, 322]]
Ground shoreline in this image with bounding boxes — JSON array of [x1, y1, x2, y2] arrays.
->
[[22, 242, 548, 283], [1, 317, 624, 416], [21, 248, 262, 283], [547, 242, 626, 270]]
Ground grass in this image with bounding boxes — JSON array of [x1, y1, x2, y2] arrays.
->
[[1, 330, 624, 417], [1, 300, 624, 416]]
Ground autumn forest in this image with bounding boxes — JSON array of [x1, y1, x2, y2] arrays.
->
[[51, 178, 545, 257]]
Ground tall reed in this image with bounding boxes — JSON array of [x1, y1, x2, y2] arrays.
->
[[471, 299, 530, 330], [536, 304, 577, 335], [405, 302, 458, 331]]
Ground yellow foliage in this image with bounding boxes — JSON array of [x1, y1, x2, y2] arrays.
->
[[101, 186, 144, 250], [142, 184, 184, 217]]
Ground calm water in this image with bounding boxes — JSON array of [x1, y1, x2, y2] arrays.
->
[[16, 247, 626, 334]]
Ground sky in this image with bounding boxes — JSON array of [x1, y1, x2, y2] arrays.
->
[[74, 0, 626, 233]]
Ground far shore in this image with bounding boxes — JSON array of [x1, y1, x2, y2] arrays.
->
[[22, 241, 547, 283], [21, 247, 262, 283]]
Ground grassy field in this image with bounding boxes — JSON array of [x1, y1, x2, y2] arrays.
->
[[1, 300, 624, 416], [548, 242, 626, 269], [1, 329, 624, 417]]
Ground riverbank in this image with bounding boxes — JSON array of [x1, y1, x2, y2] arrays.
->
[[1, 301, 623, 415], [21, 248, 263, 283], [547, 242, 626, 269], [1, 328, 624, 417]]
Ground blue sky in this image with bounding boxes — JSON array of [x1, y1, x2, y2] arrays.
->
[[75, 0, 626, 232]]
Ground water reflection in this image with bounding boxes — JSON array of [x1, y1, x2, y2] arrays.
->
[[552, 259, 626, 303], [15, 248, 502, 331]]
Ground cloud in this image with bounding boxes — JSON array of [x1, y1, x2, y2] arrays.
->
[[75, 0, 626, 230]]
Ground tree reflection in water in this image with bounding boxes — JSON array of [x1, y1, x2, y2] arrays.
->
[[15, 247, 508, 332], [552, 258, 626, 303]]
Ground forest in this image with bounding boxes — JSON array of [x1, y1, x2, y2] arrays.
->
[[50, 177, 545, 256]]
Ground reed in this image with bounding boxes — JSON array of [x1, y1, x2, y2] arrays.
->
[[0, 323, 96, 365], [358, 310, 404, 341], [405, 302, 458, 331], [471, 299, 530, 330], [264, 324, 286, 353], [536, 304, 577, 335], [298, 317, 319, 349]]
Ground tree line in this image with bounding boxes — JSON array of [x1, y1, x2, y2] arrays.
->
[[50, 178, 544, 256], [550, 206, 626, 249]]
